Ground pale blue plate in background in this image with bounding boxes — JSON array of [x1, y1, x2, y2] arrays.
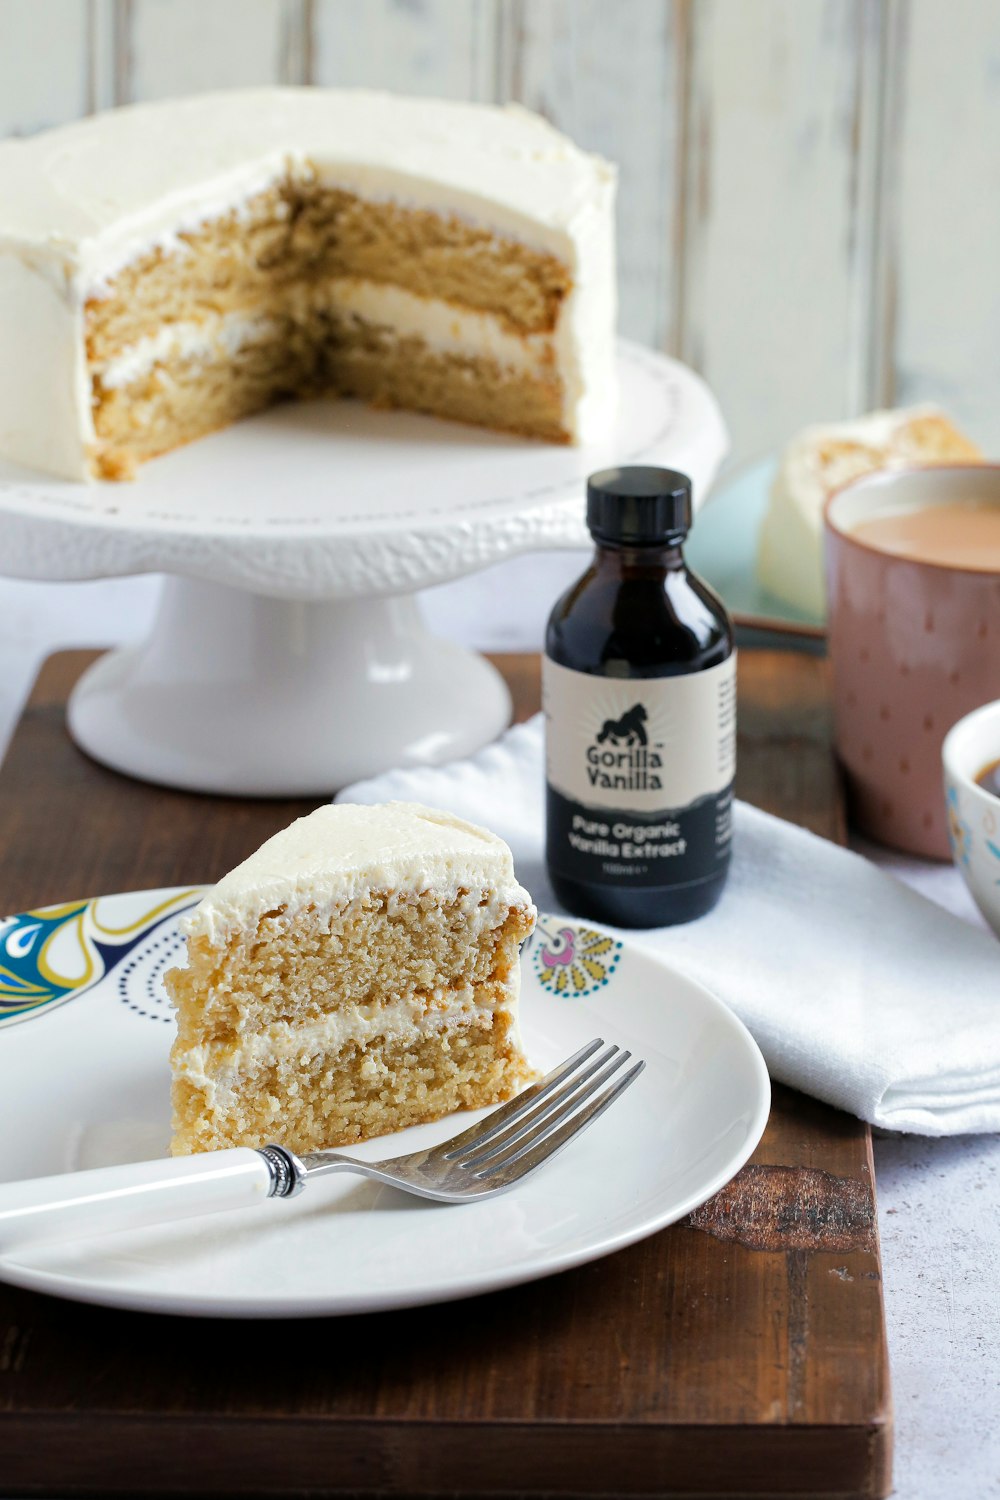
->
[[686, 455, 825, 639]]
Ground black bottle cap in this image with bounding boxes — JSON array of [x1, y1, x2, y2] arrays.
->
[[586, 466, 693, 545]]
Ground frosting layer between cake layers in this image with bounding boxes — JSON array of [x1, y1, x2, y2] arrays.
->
[[0, 87, 617, 479], [173, 982, 520, 1103], [93, 284, 560, 391]]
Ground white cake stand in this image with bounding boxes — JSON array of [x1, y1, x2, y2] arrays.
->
[[0, 341, 726, 795]]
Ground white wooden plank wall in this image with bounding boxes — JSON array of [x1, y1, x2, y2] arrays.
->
[[493, 0, 681, 353], [1, 0, 998, 462], [0, 0, 89, 128], [889, 0, 1000, 449], [681, 0, 868, 458], [312, 0, 496, 102]]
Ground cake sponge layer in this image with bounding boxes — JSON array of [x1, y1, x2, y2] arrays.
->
[[170, 890, 532, 1048], [171, 1006, 532, 1156]]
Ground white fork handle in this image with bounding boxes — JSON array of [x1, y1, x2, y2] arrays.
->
[[0, 1149, 272, 1256]]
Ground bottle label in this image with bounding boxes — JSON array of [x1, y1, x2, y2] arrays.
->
[[543, 654, 736, 889]]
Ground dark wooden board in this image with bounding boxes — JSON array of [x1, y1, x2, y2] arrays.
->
[[0, 650, 891, 1500]]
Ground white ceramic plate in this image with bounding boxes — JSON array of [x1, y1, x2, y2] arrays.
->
[[0, 889, 770, 1319]]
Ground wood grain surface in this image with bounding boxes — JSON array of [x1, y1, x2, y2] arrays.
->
[[0, 649, 891, 1500]]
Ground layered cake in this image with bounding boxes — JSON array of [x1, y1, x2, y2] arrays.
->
[[0, 88, 617, 481], [757, 405, 982, 616], [166, 802, 536, 1155]]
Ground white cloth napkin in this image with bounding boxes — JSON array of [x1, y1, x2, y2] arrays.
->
[[338, 716, 1000, 1135]]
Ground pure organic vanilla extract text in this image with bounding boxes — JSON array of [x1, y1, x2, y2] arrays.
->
[[543, 467, 735, 928]]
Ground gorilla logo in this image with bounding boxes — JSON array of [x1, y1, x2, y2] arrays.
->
[[596, 704, 648, 747]]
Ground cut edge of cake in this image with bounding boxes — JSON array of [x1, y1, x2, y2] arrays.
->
[[165, 801, 538, 1157], [0, 88, 618, 482]]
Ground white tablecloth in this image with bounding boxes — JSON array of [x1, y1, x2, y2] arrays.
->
[[1, 561, 996, 1500]]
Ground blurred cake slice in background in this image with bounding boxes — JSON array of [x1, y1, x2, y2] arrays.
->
[[757, 405, 982, 618]]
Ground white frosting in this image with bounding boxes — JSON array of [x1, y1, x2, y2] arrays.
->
[[172, 982, 517, 1107], [0, 88, 617, 478], [94, 312, 282, 389], [0, 89, 614, 282], [185, 800, 534, 947], [321, 278, 554, 375], [0, 253, 91, 479], [757, 404, 953, 618]]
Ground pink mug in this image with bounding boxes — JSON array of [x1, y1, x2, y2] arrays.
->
[[824, 464, 1000, 859]]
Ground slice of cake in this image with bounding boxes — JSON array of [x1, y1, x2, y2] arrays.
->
[[166, 802, 537, 1156], [757, 405, 982, 618], [0, 88, 617, 481]]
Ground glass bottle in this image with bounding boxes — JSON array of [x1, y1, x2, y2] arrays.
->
[[543, 466, 736, 928]]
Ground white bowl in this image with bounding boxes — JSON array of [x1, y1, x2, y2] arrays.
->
[[942, 700, 1000, 938]]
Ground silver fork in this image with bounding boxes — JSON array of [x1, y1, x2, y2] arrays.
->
[[0, 1039, 643, 1254]]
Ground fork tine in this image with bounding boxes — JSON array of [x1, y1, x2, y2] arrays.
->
[[438, 1037, 606, 1160], [467, 1050, 633, 1175], [474, 1059, 645, 1185], [455, 1044, 624, 1168]]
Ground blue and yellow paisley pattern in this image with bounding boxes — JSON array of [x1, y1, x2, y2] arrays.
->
[[0, 890, 201, 1030]]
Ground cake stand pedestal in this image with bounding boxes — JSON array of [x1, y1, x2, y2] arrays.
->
[[69, 582, 512, 795], [0, 342, 726, 795]]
